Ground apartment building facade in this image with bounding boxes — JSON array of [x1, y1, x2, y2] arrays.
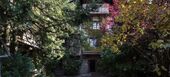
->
[[78, 0, 116, 75]]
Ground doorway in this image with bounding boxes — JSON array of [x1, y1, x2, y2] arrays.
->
[[88, 60, 96, 72]]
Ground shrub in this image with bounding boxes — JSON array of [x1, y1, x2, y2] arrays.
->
[[45, 59, 63, 77], [2, 53, 35, 77], [96, 47, 153, 77], [63, 58, 81, 75]]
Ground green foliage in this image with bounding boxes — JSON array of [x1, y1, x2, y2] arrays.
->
[[63, 57, 81, 75], [1, 0, 87, 77], [97, 46, 153, 77], [44, 59, 62, 77], [2, 53, 35, 77], [99, 1, 170, 77], [33, 0, 77, 60], [99, 29, 170, 77]]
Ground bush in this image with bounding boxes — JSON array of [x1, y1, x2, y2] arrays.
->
[[63, 58, 81, 75], [96, 47, 153, 77], [2, 53, 35, 77], [45, 59, 62, 77]]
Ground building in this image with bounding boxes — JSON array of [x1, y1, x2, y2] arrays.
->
[[78, 0, 116, 76]]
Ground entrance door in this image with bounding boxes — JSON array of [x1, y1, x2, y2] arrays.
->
[[88, 60, 96, 72]]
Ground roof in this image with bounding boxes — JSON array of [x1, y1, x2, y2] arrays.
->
[[82, 51, 101, 55]]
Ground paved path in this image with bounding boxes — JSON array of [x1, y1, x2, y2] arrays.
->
[[61, 73, 105, 77]]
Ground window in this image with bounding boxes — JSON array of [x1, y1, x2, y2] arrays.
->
[[92, 21, 100, 29], [88, 38, 97, 47], [79, 24, 83, 30]]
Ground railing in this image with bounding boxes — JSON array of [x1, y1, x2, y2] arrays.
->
[[16, 32, 40, 48], [82, 4, 109, 14]]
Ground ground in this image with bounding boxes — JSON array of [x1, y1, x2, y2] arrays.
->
[[61, 72, 106, 77]]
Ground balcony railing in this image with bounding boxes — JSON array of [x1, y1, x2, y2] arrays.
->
[[83, 4, 109, 14]]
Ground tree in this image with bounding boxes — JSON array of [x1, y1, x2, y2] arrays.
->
[[0, 0, 86, 76], [100, 0, 170, 77]]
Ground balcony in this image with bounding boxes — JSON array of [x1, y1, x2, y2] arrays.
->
[[17, 31, 40, 48], [83, 4, 109, 14]]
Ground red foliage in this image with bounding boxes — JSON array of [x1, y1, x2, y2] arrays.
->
[[101, 0, 120, 32], [109, 0, 119, 17]]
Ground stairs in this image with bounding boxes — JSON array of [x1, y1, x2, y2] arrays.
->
[[79, 60, 91, 77]]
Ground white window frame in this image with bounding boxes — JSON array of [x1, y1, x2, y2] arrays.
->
[[92, 21, 100, 29]]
